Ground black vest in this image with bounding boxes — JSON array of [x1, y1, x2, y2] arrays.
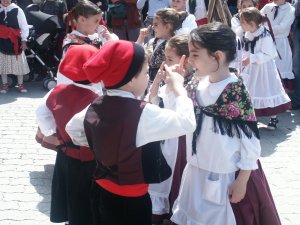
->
[[84, 96, 172, 185], [0, 7, 22, 55]]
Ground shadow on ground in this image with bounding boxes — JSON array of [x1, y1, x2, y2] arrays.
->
[[0, 81, 48, 105], [29, 164, 54, 217], [258, 110, 300, 157]]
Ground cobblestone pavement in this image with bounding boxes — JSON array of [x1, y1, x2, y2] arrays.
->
[[0, 81, 300, 225]]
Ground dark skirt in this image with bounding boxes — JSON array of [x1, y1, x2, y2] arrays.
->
[[50, 149, 96, 225], [93, 184, 152, 225], [231, 160, 281, 225], [255, 102, 291, 117]]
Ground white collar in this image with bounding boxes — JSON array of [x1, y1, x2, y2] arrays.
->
[[72, 82, 102, 96], [245, 25, 264, 41], [107, 89, 137, 99], [70, 30, 87, 37]]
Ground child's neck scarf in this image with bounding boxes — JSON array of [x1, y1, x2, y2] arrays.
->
[[186, 76, 260, 155]]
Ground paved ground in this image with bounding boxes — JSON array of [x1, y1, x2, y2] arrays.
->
[[0, 81, 300, 225]]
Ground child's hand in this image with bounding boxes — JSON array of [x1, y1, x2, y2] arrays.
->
[[228, 179, 247, 203], [21, 41, 27, 51], [149, 62, 165, 100], [242, 57, 250, 66], [164, 55, 186, 94], [140, 25, 151, 37]]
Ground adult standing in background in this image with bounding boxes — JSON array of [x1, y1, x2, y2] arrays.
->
[[108, 0, 141, 41]]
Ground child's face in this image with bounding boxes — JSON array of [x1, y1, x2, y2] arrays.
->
[[77, 14, 102, 35], [131, 62, 149, 97], [240, 17, 257, 32], [1, 0, 12, 7], [188, 41, 217, 76], [240, 0, 255, 9], [171, 0, 186, 12], [152, 17, 172, 39], [165, 46, 182, 67]]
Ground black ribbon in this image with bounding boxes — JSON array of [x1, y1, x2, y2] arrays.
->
[[273, 5, 279, 20]]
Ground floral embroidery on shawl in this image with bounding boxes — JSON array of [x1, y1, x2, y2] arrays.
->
[[62, 33, 101, 53], [186, 76, 260, 155], [148, 38, 167, 80]]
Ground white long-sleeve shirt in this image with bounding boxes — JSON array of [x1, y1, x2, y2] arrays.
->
[[66, 89, 196, 148], [0, 3, 29, 41]]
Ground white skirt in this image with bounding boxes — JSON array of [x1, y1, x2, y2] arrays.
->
[[275, 37, 294, 79], [241, 59, 290, 109], [149, 137, 179, 215], [0, 51, 30, 76], [171, 163, 236, 225]]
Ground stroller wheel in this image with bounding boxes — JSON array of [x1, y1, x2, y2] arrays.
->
[[42, 78, 50, 89], [7, 75, 18, 88], [45, 79, 56, 90], [23, 73, 34, 82]]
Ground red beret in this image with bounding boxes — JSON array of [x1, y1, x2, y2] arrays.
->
[[58, 45, 98, 82], [83, 40, 145, 89]]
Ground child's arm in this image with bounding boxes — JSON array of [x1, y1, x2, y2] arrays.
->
[[17, 8, 29, 51], [267, 8, 295, 36], [229, 170, 251, 203], [35, 91, 56, 137], [136, 25, 151, 45], [231, 16, 244, 38], [148, 63, 165, 103], [243, 35, 278, 65]]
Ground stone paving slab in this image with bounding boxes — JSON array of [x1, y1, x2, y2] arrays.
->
[[0, 81, 300, 225]]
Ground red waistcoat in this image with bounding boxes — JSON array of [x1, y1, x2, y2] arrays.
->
[[46, 84, 98, 161]]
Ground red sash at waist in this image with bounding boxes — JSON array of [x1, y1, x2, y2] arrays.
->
[[0, 25, 21, 57]]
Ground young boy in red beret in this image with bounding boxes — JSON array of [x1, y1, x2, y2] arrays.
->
[[65, 40, 196, 225], [35, 45, 103, 225]]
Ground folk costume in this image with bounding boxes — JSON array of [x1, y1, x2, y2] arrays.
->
[[36, 45, 102, 225], [65, 40, 196, 225], [261, 2, 295, 86], [57, 30, 102, 84], [171, 74, 281, 225], [147, 38, 168, 81], [171, 74, 261, 225], [240, 25, 291, 116], [0, 3, 30, 93], [186, 0, 208, 26]]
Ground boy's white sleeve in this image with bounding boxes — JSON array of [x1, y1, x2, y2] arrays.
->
[[35, 91, 56, 136], [136, 95, 196, 147], [271, 8, 295, 36], [65, 106, 90, 147]]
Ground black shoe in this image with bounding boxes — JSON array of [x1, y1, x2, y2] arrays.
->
[[267, 118, 278, 130]]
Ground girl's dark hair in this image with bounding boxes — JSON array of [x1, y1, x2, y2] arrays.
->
[[240, 7, 264, 26], [155, 8, 188, 35], [237, 0, 258, 9], [167, 34, 189, 57], [68, 0, 102, 21], [189, 22, 236, 63]]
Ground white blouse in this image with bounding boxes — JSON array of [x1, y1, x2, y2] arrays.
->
[[186, 75, 261, 173]]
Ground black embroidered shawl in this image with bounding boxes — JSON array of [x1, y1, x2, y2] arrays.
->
[[186, 76, 260, 154]]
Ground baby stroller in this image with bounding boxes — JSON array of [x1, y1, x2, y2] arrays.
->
[[24, 4, 63, 90]]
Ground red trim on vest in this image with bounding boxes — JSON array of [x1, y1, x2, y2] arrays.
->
[[96, 179, 148, 197], [0, 25, 21, 57], [196, 18, 208, 26]]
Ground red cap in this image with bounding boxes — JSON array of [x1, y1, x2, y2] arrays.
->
[[59, 45, 98, 82], [83, 40, 145, 89]]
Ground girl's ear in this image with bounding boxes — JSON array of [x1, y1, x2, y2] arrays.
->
[[77, 15, 86, 24], [214, 50, 226, 64], [165, 23, 173, 34]]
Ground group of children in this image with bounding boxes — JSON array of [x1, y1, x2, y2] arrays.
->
[[33, 1, 295, 225], [13, 0, 294, 224]]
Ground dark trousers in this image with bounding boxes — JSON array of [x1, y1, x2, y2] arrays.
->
[[50, 149, 96, 225], [93, 184, 152, 225]]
